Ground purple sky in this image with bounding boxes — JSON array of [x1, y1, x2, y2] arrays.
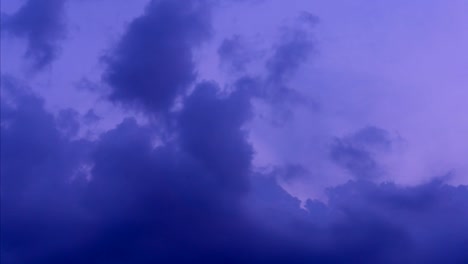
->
[[1, 0, 468, 263]]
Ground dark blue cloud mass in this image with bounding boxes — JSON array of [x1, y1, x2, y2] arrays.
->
[[1, 1, 468, 264], [2, 77, 468, 263], [179, 81, 254, 193], [103, 0, 212, 113], [3, 0, 67, 70], [0, 79, 92, 263]]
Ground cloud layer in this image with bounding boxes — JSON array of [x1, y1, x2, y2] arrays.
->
[[1, 0, 468, 263]]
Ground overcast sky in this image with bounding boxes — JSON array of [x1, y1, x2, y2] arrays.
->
[[1, 0, 468, 263]]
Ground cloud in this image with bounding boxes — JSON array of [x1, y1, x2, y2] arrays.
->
[[178, 81, 254, 193], [218, 35, 252, 73], [321, 179, 468, 263], [266, 28, 314, 86], [253, 13, 319, 125], [263, 13, 317, 105], [247, 174, 468, 263], [2, 83, 468, 263], [80, 115, 255, 263], [330, 126, 394, 180], [103, 0, 212, 113], [0, 77, 257, 263], [0, 81, 93, 264], [3, 0, 67, 70], [218, 12, 318, 105], [2, 1, 468, 264], [272, 163, 309, 183]]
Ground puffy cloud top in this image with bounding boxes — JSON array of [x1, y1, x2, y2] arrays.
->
[[103, 0, 212, 113]]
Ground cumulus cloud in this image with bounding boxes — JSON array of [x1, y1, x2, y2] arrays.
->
[[103, 0, 212, 113], [321, 179, 468, 263], [3, 0, 67, 70], [179, 81, 254, 193], [2, 78, 468, 263], [0, 81, 92, 263], [2, 1, 468, 264], [1, 71, 257, 262]]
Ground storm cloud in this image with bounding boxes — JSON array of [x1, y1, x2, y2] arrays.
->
[[1, 0, 468, 263], [2, 77, 468, 263], [103, 0, 212, 113]]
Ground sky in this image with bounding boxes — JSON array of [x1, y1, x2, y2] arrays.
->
[[1, 0, 468, 263]]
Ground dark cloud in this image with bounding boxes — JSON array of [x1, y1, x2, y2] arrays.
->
[[2, 2, 468, 264], [264, 13, 317, 105], [349, 126, 393, 151], [247, 175, 310, 231], [254, 13, 319, 124], [0, 83, 92, 264], [3, 0, 67, 70], [248, 175, 468, 263], [218, 13, 317, 108], [331, 139, 381, 180], [78, 115, 257, 263], [330, 126, 393, 180], [0, 78, 258, 263], [103, 0, 212, 113], [218, 35, 252, 73], [266, 29, 314, 85], [179, 81, 254, 193], [323, 180, 468, 263], [2, 84, 468, 263], [271, 163, 309, 183]]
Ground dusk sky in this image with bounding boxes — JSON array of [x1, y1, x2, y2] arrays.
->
[[1, 0, 468, 263]]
